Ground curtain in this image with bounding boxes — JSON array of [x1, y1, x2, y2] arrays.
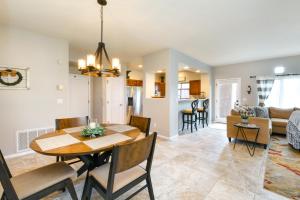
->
[[256, 78, 275, 107]]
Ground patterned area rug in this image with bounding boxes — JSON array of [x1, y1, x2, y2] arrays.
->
[[264, 136, 300, 199]]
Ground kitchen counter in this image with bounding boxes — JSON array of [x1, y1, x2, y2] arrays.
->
[[178, 98, 207, 103]]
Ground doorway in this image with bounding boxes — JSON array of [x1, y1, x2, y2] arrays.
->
[[215, 78, 241, 123]]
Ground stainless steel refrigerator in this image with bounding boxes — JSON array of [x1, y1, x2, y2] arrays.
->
[[126, 86, 143, 123]]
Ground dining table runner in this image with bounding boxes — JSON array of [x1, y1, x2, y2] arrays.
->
[[35, 134, 81, 151], [105, 124, 136, 133], [83, 133, 132, 150], [63, 126, 86, 134]]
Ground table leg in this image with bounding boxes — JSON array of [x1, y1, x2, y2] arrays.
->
[[239, 128, 260, 157], [233, 127, 240, 150], [77, 151, 112, 177]]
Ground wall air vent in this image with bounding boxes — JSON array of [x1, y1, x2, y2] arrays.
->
[[16, 127, 54, 152]]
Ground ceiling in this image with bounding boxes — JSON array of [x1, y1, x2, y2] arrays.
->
[[1, 0, 300, 66]]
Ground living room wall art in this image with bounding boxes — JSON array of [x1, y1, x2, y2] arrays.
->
[[0, 66, 30, 89]]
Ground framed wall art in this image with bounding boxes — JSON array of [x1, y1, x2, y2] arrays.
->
[[0, 66, 30, 90]]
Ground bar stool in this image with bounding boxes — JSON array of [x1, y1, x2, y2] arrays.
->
[[197, 99, 209, 128], [182, 99, 199, 133]]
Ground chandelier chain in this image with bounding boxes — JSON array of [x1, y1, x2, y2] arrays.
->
[[100, 6, 103, 43]]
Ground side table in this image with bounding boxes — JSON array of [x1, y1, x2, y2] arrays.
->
[[233, 123, 260, 157]]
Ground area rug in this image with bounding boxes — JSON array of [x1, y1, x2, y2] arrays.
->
[[264, 136, 300, 199]]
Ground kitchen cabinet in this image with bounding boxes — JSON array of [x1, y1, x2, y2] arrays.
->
[[127, 79, 143, 87], [155, 82, 165, 97], [189, 80, 201, 95]]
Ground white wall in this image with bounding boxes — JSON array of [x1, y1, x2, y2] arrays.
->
[[178, 71, 201, 82], [212, 55, 300, 120], [143, 48, 212, 138], [0, 26, 69, 156], [143, 49, 171, 137], [170, 49, 212, 136], [128, 70, 143, 80]]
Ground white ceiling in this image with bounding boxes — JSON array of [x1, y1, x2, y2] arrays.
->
[[1, 0, 300, 66]]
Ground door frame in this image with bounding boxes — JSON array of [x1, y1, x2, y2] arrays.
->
[[214, 78, 241, 123]]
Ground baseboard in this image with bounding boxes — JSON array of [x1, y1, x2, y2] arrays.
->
[[4, 150, 35, 159]]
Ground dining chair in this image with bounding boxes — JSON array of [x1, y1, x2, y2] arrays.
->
[[55, 116, 89, 163], [81, 132, 157, 200], [129, 115, 151, 140], [182, 99, 199, 133], [197, 99, 209, 128], [0, 150, 78, 200]]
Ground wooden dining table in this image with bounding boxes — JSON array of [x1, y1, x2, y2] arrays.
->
[[30, 124, 140, 176]]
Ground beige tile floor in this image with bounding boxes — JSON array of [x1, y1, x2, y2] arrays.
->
[[6, 125, 289, 200]]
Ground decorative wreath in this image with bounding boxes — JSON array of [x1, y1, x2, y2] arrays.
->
[[0, 69, 23, 86]]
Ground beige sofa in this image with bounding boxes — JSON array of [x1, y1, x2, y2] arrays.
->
[[227, 107, 299, 149], [269, 107, 297, 134]]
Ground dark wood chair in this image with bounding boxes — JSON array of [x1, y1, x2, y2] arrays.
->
[[55, 116, 89, 131], [0, 150, 78, 200], [182, 99, 199, 133], [55, 116, 89, 163], [197, 99, 209, 128], [81, 132, 157, 200], [129, 116, 151, 140]]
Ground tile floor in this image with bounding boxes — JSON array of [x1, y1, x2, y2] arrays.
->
[[6, 125, 289, 200]]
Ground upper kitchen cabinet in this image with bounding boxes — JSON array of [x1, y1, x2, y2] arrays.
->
[[127, 79, 143, 87], [189, 80, 201, 95]]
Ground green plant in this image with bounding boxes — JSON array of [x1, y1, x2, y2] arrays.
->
[[81, 126, 104, 137]]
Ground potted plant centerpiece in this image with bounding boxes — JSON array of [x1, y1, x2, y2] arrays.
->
[[81, 120, 104, 138], [239, 106, 255, 124]]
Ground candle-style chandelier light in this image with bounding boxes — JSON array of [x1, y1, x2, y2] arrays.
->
[[78, 0, 121, 77]]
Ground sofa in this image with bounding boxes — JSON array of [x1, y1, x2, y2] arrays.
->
[[227, 106, 299, 148], [269, 107, 296, 134]]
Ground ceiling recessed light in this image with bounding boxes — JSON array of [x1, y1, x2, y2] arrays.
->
[[138, 65, 143, 68], [157, 70, 163, 73], [195, 70, 200, 73], [274, 66, 285, 74], [183, 66, 189, 70]]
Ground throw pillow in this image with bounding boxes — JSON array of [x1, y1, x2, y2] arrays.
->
[[254, 106, 269, 118]]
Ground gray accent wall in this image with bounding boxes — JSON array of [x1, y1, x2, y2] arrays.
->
[[0, 26, 69, 156], [212, 55, 300, 120]]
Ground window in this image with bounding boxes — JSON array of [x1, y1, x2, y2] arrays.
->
[[178, 82, 190, 99], [265, 77, 300, 108]]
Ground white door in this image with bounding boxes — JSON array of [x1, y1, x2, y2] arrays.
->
[[215, 78, 241, 123], [104, 77, 125, 124], [69, 74, 90, 117]]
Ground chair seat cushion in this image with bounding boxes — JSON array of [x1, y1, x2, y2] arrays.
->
[[90, 163, 146, 192], [182, 109, 193, 114], [271, 118, 289, 127], [197, 107, 204, 112], [11, 162, 76, 199]]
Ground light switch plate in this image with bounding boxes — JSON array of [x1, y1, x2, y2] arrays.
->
[[57, 98, 64, 104]]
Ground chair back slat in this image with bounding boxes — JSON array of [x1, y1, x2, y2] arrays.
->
[[113, 133, 156, 173], [129, 116, 151, 136], [55, 116, 88, 130], [0, 150, 19, 199], [191, 99, 199, 114], [203, 99, 209, 111]]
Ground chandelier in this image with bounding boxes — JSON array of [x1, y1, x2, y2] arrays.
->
[[78, 0, 121, 77]]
